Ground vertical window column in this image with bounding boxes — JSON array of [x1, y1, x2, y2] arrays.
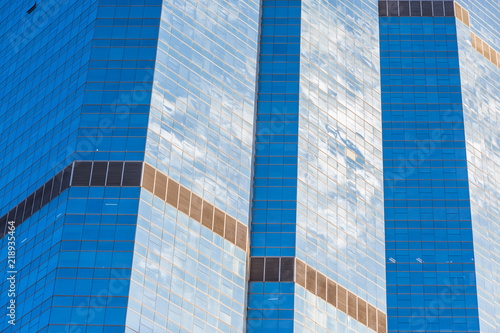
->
[[248, 1, 301, 332], [251, 0, 301, 258], [79, 2, 162, 161], [379, 13, 480, 332]]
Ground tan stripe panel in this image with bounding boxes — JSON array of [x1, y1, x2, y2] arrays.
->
[[295, 259, 387, 332], [202, 201, 214, 230], [348, 291, 357, 319], [337, 285, 347, 313], [368, 304, 377, 332], [306, 266, 316, 294], [358, 298, 367, 326], [236, 223, 247, 250], [455, 3, 469, 27], [155, 173, 167, 201], [295, 260, 306, 288], [454, 2, 462, 22], [484, 43, 491, 61], [378, 309, 387, 333], [476, 36, 483, 54], [463, 9, 469, 27], [225, 216, 236, 243], [190, 193, 202, 222], [213, 207, 225, 237], [316, 272, 327, 301], [327, 279, 336, 307], [178, 187, 191, 215], [470, 32, 500, 69], [167, 179, 179, 207], [141, 163, 248, 251], [142, 164, 155, 193]]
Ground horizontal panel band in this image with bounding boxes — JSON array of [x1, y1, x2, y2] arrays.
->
[[141, 163, 248, 252], [471, 32, 500, 69], [248, 256, 387, 332], [295, 258, 387, 333], [249, 257, 294, 282], [379, 1, 454, 17], [0, 161, 143, 238], [454, 2, 469, 27]]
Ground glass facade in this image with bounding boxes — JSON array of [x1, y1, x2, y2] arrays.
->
[[252, 0, 300, 260], [79, 0, 162, 162], [130, 0, 261, 331], [248, 0, 386, 332], [248, 1, 299, 331], [295, 0, 386, 331], [0, 0, 98, 214], [379, 0, 498, 332], [380, 11, 480, 332], [455, 1, 500, 332], [146, 0, 260, 225], [0, 0, 499, 332]]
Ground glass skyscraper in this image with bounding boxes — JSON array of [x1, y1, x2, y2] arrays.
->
[[0, 1, 498, 333], [248, 0, 386, 332], [380, 2, 478, 332], [379, 1, 499, 332]]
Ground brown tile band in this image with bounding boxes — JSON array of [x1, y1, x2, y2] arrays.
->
[[295, 258, 387, 333], [378, 1, 455, 17], [455, 3, 500, 69], [470, 32, 500, 69], [0, 161, 143, 239], [249, 257, 294, 282], [454, 2, 469, 27], [141, 163, 248, 251]]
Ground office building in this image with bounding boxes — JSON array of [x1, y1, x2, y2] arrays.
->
[[379, 1, 499, 332], [0, 0, 498, 332], [247, 0, 386, 332]]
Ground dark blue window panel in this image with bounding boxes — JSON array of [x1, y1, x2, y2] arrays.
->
[[249, 1, 301, 331], [380, 15, 480, 332], [252, 0, 300, 258]]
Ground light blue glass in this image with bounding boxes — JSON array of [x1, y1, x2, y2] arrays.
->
[[249, 0, 386, 332], [455, 1, 500, 332]]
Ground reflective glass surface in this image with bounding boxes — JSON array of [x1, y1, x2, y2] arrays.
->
[[249, 0, 386, 332], [248, 1, 299, 331], [0, 1, 98, 213], [3, 0, 499, 332], [127, 188, 247, 332], [0, 1, 160, 332], [247, 282, 295, 333], [132, 0, 261, 332], [146, 0, 260, 225], [251, 0, 300, 259], [296, 0, 386, 330], [380, 14, 480, 332], [79, 0, 162, 161], [455, 1, 500, 331], [0, 186, 140, 332]]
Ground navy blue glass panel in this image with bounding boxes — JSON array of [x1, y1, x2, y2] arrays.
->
[[247, 282, 294, 333], [248, 1, 300, 331], [251, 0, 300, 259], [380, 16, 480, 332], [77, 1, 161, 162]]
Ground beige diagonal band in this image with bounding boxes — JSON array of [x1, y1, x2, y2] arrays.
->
[[296, 258, 387, 333], [141, 163, 248, 251]]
